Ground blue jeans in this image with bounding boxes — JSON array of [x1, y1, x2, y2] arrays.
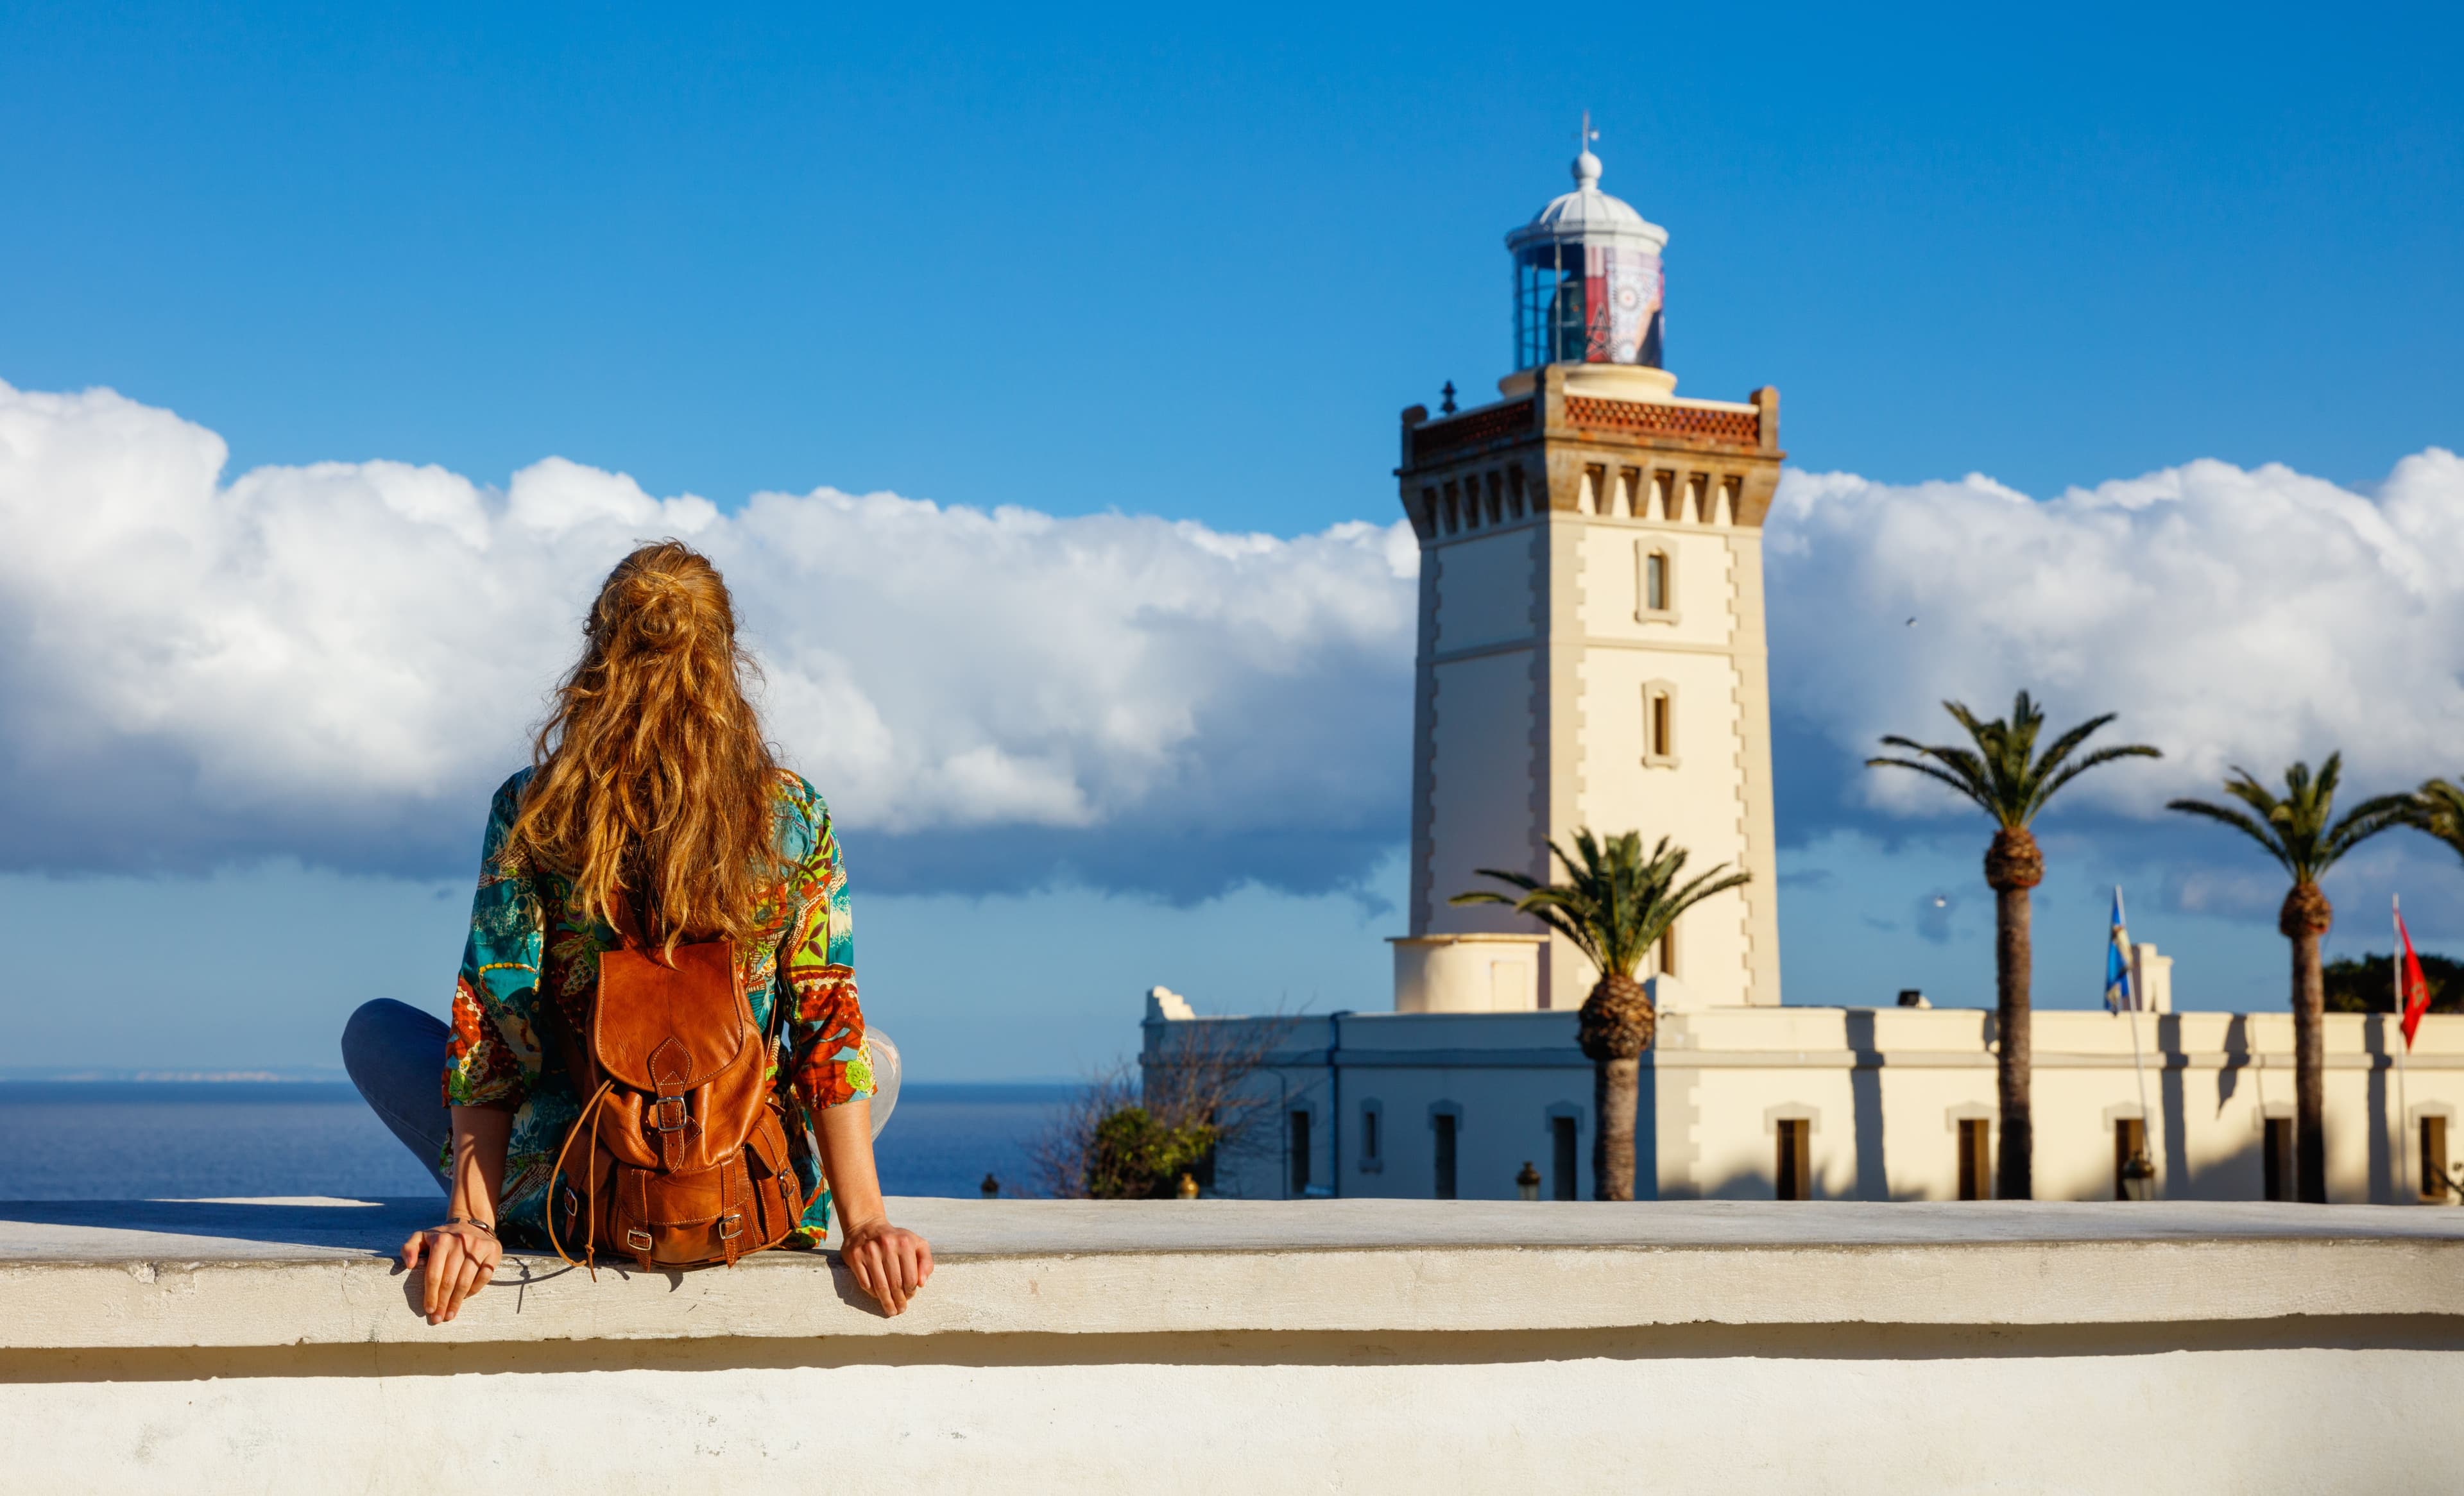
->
[[339, 998, 902, 1194], [339, 998, 454, 1194]]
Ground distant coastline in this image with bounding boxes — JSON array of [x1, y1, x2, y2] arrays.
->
[[0, 1067, 350, 1084], [0, 1069, 1082, 1092]]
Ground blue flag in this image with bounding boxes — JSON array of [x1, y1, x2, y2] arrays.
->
[[2104, 887, 2136, 1012]]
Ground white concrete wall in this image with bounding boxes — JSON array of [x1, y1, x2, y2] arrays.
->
[[10, 1196, 2464, 1495], [14, 1341, 2461, 1494]]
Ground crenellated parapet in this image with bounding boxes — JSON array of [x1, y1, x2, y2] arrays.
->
[[1398, 369, 1784, 541]]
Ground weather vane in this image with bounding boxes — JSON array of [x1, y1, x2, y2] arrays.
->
[[1578, 108, 1598, 153]]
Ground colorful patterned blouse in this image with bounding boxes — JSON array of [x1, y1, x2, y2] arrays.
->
[[442, 768, 873, 1245]]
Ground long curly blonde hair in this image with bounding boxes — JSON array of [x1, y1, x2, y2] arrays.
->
[[511, 540, 783, 952]]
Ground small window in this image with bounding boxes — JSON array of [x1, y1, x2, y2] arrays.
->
[[1643, 685, 1676, 763], [1636, 542, 1674, 620], [1289, 1109, 1312, 1196], [2263, 1117, 2293, 1202], [1485, 471, 1504, 525], [1957, 1119, 1990, 1201], [1775, 1119, 1811, 1200], [1362, 1106, 1381, 1164], [2422, 1116, 2450, 1202], [1551, 1115, 1579, 1200], [2114, 1118, 2148, 1200], [1433, 1112, 1459, 1200]]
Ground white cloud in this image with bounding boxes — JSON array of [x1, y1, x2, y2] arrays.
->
[[10, 374, 2464, 908], [0, 380, 1417, 889], [1766, 448, 2464, 819]]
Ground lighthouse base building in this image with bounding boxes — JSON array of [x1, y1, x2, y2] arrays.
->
[[1142, 141, 2464, 1207]]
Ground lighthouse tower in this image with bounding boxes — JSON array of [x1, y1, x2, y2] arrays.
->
[[1391, 138, 1786, 1014]]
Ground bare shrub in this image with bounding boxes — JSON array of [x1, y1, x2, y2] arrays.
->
[[1024, 1016, 1294, 1199]]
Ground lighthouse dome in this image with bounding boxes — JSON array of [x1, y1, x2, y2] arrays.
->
[[1505, 144, 1669, 371], [1508, 149, 1666, 253]]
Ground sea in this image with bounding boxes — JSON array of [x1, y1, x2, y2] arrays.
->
[[0, 1081, 1072, 1201]]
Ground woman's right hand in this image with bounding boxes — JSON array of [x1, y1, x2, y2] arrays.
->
[[400, 1221, 502, 1325]]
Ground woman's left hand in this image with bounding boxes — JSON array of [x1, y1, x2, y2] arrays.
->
[[839, 1219, 933, 1315]]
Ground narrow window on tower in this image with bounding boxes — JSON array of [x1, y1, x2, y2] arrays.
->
[[1635, 543, 1674, 621], [1485, 470, 1504, 525], [1656, 921, 1678, 978], [1507, 465, 1527, 518], [1419, 488, 1440, 538], [1442, 481, 1460, 534], [1642, 683, 1677, 766]]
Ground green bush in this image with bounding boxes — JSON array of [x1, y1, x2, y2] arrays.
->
[[1084, 1105, 1218, 1200], [2323, 951, 2464, 1014]]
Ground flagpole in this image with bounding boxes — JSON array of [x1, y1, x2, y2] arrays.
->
[[2396, 896, 2413, 1203], [2118, 887, 2155, 1196]]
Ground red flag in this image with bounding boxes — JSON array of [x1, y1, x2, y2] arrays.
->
[[2398, 902, 2433, 1050]]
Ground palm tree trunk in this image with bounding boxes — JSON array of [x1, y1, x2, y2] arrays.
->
[[1995, 883, 2033, 1200], [2292, 924, 2329, 1203], [1593, 1057, 1639, 1201]]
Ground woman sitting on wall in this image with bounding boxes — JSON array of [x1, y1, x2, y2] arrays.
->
[[342, 540, 931, 1323]]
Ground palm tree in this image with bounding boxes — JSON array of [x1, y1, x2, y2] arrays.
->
[[1452, 830, 1748, 1201], [1867, 692, 2160, 1200], [2168, 756, 2408, 1204]]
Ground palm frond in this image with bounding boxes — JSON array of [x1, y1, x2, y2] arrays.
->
[[2029, 742, 2162, 817], [2165, 795, 2293, 875], [1870, 693, 2154, 833], [2031, 711, 2121, 777], [1864, 755, 1992, 810], [2411, 778, 2464, 845], [2325, 792, 2411, 864], [1448, 826, 1748, 982]]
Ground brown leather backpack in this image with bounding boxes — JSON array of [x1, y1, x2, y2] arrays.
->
[[544, 933, 807, 1271]]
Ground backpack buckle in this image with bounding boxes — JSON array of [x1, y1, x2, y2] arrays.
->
[[625, 1228, 654, 1252], [718, 1212, 744, 1241], [653, 1095, 689, 1133]]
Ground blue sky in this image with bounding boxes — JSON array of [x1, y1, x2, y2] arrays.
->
[[3, 1, 2460, 1079]]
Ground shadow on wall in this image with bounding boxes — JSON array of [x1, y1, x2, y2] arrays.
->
[[0, 1197, 435, 1252]]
